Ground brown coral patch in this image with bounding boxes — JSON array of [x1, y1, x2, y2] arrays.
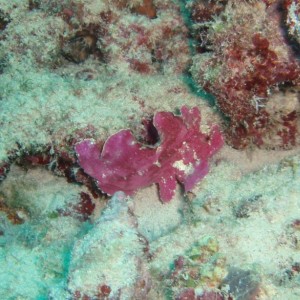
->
[[132, 0, 157, 19]]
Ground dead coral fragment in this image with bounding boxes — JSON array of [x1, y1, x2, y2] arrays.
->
[[75, 106, 223, 202]]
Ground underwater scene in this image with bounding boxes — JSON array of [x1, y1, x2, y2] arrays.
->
[[0, 0, 300, 299]]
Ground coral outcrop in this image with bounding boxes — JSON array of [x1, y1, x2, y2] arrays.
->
[[189, 0, 300, 149], [68, 192, 149, 299]]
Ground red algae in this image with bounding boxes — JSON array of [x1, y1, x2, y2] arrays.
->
[[190, 1, 300, 149]]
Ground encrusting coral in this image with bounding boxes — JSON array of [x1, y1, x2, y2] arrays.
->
[[75, 106, 223, 202]]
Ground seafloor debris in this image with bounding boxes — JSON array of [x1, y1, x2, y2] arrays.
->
[[75, 106, 223, 202]]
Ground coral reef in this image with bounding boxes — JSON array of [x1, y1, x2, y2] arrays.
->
[[1, 0, 300, 299], [189, 0, 300, 149], [75, 106, 223, 202]]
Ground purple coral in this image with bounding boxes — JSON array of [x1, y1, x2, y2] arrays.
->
[[75, 106, 223, 202]]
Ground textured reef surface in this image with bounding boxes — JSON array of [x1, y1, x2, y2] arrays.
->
[[0, 0, 300, 299]]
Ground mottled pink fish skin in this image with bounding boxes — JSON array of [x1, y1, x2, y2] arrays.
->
[[75, 106, 223, 202]]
